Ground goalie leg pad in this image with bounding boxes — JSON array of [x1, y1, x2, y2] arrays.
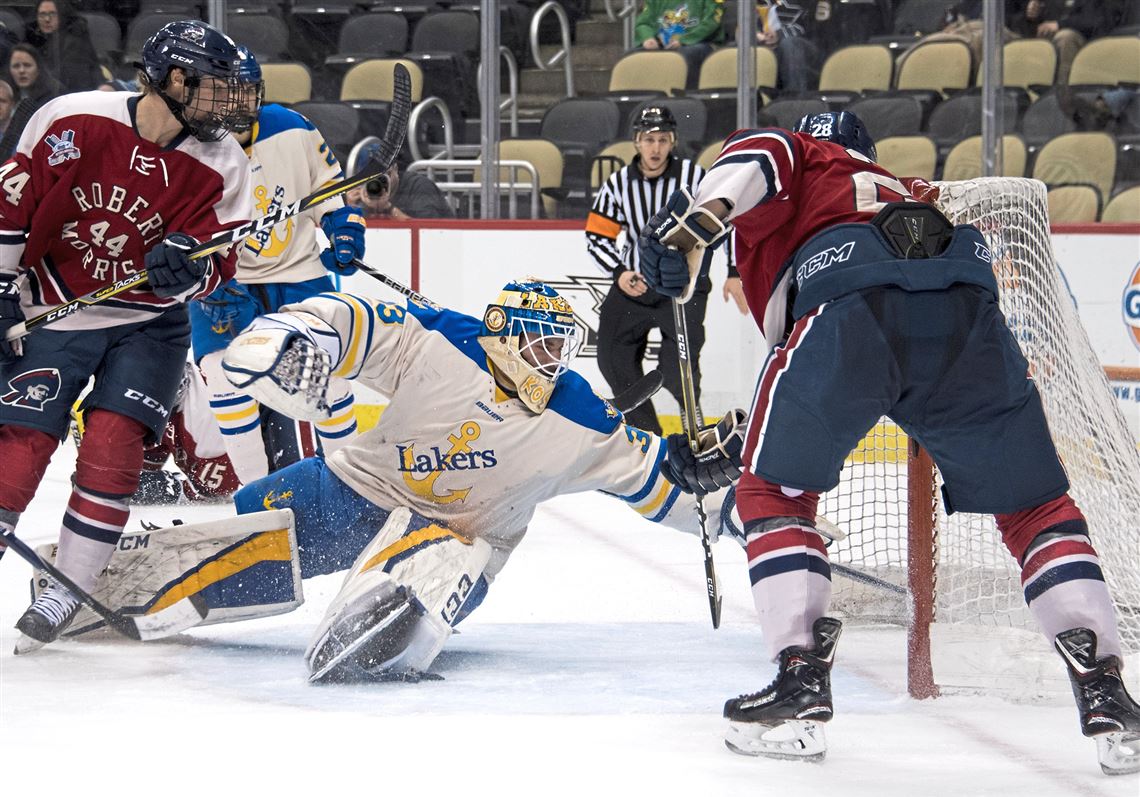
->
[[305, 506, 492, 681], [31, 508, 302, 637]]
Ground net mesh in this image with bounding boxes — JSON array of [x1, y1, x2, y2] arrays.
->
[[820, 177, 1140, 656]]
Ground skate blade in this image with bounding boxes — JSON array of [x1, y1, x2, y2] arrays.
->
[[1097, 732, 1140, 776], [13, 633, 47, 655], [308, 600, 414, 684], [725, 719, 827, 762]]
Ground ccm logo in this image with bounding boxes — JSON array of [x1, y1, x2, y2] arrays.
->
[[124, 388, 169, 417]]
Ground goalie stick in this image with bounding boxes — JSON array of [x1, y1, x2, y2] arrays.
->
[[350, 258, 666, 414], [672, 298, 722, 629], [0, 526, 208, 641], [5, 64, 414, 342]]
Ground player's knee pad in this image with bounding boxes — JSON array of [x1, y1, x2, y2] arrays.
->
[[305, 507, 492, 682], [76, 410, 148, 496]]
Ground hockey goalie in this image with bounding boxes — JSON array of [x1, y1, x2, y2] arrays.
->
[[39, 280, 745, 684]]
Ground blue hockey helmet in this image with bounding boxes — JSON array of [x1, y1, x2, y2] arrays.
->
[[793, 111, 877, 163], [138, 20, 245, 142], [230, 45, 264, 134], [478, 279, 582, 413]]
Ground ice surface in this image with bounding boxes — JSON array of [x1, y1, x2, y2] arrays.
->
[[0, 447, 1135, 795]]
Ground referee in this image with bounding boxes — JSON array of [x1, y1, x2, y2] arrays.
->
[[585, 105, 746, 434]]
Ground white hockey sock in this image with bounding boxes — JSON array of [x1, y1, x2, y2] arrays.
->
[[745, 520, 833, 660], [55, 487, 130, 593], [200, 351, 270, 484], [315, 378, 357, 456], [1022, 533, 1124, 661]]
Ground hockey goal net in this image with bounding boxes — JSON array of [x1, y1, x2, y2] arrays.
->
[[819, 177, 1140, 698]]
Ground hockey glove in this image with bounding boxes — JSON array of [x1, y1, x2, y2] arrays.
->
[[145, 233, 206, 299], [196, 279, 258, 331], [661, 408, 748, 496], [639, 206, 691, 298], [637, 188, 730, 300], [320, 205, 366, 275], [0, 277, 24, 364]]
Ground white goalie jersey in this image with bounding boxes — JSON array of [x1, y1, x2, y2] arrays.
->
[[261, 292, 721, 577]]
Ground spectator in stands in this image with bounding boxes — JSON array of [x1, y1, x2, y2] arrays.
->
[[793, 0, 888, 58], [0, 44, 61, 159], [635, 0, 725, 89], [756, 1, 821, 93], [1034, 0, 1135, 84], [24, 0, 103, 93], [0, 80, 13, 138], [346, 162, 455, 220], [1006, 0, 1064, 39]]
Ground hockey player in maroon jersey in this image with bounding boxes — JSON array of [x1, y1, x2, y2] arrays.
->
[[637, 112, 1140, 773], [134, 361, 241, 504], [0, 20, 253, 651]]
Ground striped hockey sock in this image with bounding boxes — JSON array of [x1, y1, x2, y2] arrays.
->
[[55, 486, 130, 593], [211, 392, 270, 484], [1021, 531, 1124, 661], [315, 381, 358, 456], [745, 517, 833, 660]]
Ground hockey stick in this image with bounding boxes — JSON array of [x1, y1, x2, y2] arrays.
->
[[0, 526, 208, 641], [351, 259, 666, 414], [6, 64, 414, 342], [671, 298, 722, 629]]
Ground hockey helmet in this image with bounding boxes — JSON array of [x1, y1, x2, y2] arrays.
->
[[793, 111, 877, 163], [230, 45, 264, 135], [478, 279, 582, 414], [633, 105, 677, 139], [138, 20, 244, 142]]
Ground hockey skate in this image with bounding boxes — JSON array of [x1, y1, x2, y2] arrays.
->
[[1055, 628, 1140, 775], [14, 582, 81, 654], [723, 617, 842, 762]]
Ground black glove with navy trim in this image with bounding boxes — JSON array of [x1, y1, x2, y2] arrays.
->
[[661, 409, 748, 496]]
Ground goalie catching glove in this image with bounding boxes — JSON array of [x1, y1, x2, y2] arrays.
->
[[662, 409, 748, 496], [637, 188, 731, 302], [221, 314, 338, 421]]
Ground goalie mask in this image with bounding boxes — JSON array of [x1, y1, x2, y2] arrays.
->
[[478, 280, 582, 414]]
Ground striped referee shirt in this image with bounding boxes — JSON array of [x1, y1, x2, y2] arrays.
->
[[585, 154, 734, 276]]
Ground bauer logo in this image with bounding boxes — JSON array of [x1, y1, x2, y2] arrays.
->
[[1123, 260, 1140, 352]]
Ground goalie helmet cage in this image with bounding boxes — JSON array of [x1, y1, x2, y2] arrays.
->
[[818, 177, 1140, 699]]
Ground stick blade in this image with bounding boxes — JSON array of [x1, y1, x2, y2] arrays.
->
[[610, 369, 664, 414], [366, 63, 413, 177]]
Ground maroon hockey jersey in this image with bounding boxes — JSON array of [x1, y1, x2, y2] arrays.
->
[[698, 129, 915, 341], [0, 91, 251, 330]]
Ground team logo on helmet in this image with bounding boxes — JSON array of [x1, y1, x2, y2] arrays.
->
[[183, 24, 206, 44], [1, 368, 62, 411], [1123, 260, 1140, 352], [484, 306, 507, 334]]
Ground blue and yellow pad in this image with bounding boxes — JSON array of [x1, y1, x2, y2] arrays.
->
[[31, 509, 302, 638]]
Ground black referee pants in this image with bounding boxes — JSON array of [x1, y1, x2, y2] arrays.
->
[[596, 283, 709, 435]]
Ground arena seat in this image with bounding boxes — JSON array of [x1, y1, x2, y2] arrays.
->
[[1101, 185, 1140, 223], [758, 97, 829, 131], [325, 12, 409, 68], [976, 39, 1057, 92], [499, 138, 563, 218], [291, 101, 361, 166], [1068, 36, 1140, 88], [696, 47, 778, 92], [845, 94, 924, 140], [1046, 183, 1102, 223], [940, 135, 1027, 181], [225, 12, 291, 60], [1032, 131, 1117, 200], [610, 50, 689, 95], [80, 12, 122, 65], [876, 136, 937, 181], [263, 62, 313, 105], [818, 45, 894, 95], [895, 40, 973, 94]]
